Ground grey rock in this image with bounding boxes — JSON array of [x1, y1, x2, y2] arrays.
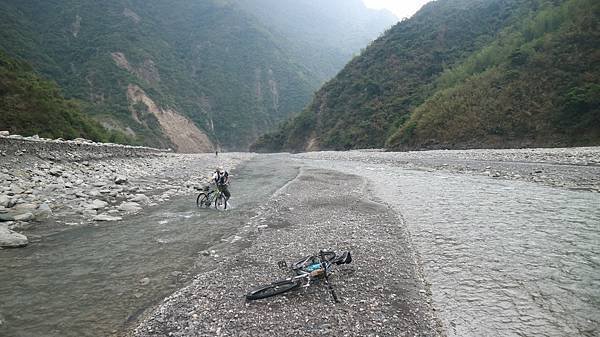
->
[[0, 130, 9, 136], [0, 213, 15, 222], [35, 203, 53, 219], [0, 227, 28, 247], [93, 214, 122, 222], [131, 194, 150, 204], [118, 202, 142, 212], [13, 212, 34, 222], [0, 195, 9, 208], [140, 277, 151, 286], [115, 175, 128, 185], [13, 203, 38, 212], [49, 167, 63, 177], [81, 209, 97, 217], [89, 199, 108, 210]]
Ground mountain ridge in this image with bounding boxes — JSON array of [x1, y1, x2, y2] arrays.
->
[[0, 0, 395, 151], [252, 0, 600, 152]]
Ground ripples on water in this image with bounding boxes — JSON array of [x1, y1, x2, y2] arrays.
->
[[310, 161, 600, 337]]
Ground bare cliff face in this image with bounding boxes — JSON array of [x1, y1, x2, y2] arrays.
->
[[127, 85, 214, 153]]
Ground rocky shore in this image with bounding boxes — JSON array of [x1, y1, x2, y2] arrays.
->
[[295, 147, 600, 192], [0, 134, 254, 248]]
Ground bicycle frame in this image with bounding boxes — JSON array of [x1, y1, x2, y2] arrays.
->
[[285, 251, 339, 302]]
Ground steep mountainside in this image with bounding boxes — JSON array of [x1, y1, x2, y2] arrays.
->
[[0, 50, 125, 142], [253, 0, 600, 152], [0, 0, 393, 151], [387, 0, 600, 149], [236, 0, 397, 82]]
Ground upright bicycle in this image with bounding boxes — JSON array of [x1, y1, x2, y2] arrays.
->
[[196, 185, 228, 210]]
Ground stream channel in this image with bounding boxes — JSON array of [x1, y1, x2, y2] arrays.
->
[[0, 155, 299, 337]]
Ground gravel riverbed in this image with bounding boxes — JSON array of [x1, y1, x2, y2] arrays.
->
[[132, 167, 442, 337], [295, 147, 600, 192]]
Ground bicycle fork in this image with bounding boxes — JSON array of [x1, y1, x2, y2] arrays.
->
[[319, 251, 340, 303]]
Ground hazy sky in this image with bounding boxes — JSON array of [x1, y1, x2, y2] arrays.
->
[[362, 0, 432, 19]]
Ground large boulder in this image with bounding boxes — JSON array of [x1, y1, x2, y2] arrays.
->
[[0, 227, 28, 247]]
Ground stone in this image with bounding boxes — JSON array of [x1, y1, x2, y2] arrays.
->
[[82, 209, 97, 217], [0, 213, 15, 222], [8, 187, 24, 196], [114, 175, 128, 185], [13, 203, 38, 212], [0, 227, 28, 247], [35, 203, 53, 219], [118, 202, 141, 212], [132, 194, 150, 204], [0, 131, 9, 136], [139, 277, 150, 286], [13, 212, 34, 222], [89, 199, 108, 210], [0, 195, 9, 208], [93, 214, 122, 222], [49, 167, 63, 177]]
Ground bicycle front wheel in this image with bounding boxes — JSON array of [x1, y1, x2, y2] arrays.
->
[[214, 194, 227, 210], [246, 279, 300, 300]]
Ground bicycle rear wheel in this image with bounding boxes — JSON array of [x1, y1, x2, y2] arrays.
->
[[246, 279, 300, 300], [196, 193, 208, 207]]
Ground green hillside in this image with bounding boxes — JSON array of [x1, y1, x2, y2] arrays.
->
[[388, 0, 600, 149], [253, 0, 600, 152], [0, 0, 394, 150], [0, 50, 127, 142]]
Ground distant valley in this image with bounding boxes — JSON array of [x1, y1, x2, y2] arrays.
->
[[0, 0, 395, 151]]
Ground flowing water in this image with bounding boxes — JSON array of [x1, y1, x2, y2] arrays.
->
[[305, 158, 600, 337], [0, 155, 299, 337], [2, 154, 598, 337]]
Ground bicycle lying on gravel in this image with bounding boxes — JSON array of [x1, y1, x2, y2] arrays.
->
[[196, 185, 228, 210], [246, 250, 352, 303]]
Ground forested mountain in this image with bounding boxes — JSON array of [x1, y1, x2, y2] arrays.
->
[[253, 0, 600, 152], [0, 0, 394, 151], [0, 50, 125, 142]]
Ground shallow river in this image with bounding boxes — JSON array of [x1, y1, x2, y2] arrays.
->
[[304, 158, 600, 337], [0, 155, 299, 337], [1, 154, 598, 337]]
